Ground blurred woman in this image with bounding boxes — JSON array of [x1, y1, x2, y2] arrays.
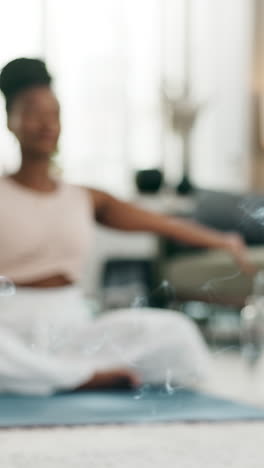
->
[[0, 58, 253, 394]]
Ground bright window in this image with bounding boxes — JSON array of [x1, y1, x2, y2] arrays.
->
[[0, 0, 254, 195]]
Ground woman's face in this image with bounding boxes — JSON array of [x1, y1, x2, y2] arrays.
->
[[8, 87, 61, 158]]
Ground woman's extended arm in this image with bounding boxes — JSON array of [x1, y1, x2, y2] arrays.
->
[[89, 188, 254, 273]]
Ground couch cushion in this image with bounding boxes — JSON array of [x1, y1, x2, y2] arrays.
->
[[161, 247, 264, 302]]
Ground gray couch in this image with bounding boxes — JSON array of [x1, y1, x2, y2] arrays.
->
[[160, 190, 264, 306]]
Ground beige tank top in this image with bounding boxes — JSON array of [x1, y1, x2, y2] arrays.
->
[[0, 177, 94, 283]]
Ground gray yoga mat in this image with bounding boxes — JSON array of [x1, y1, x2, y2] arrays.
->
[[0, 388, 264, 428]]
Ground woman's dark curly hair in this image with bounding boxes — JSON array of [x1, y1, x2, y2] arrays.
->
[[0, 58, 52, 112]]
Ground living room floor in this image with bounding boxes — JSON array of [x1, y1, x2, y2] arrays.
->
[[1, 352, 263, 468]]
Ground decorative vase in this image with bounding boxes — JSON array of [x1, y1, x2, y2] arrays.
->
[[162, 91, 201, 195], [135, 169, 163, 194]]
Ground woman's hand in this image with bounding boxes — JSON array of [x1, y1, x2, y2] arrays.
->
[[221, 233, 256, 274], [78, 369, 141, 391]]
